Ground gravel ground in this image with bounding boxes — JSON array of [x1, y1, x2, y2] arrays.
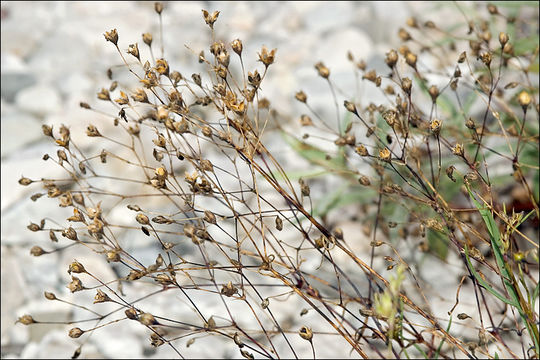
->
[[1, 1, 503, 359]]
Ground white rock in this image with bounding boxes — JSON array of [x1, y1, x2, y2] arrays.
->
[[0, 109, 42, 158], [1, 54, 36, 102], [14, 84, 61, 117]]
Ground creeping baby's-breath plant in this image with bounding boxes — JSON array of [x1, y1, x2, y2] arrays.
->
[[18, 2, 539, 359]]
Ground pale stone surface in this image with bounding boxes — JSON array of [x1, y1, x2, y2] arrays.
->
[[0, 1, 482, 359], [14, 84, 62, 118]]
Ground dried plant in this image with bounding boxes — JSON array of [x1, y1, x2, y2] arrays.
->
[[18, 2, 539, 359]]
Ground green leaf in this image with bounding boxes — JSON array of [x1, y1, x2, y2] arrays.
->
[[466, 186, 500, 243], [427, 229, 449, 260], [434, 316, 452, 359], [269, 169, 330, 181], [313, 185, 375, 218], [463, 245, 518, 307], [282, 132, 348, 173]]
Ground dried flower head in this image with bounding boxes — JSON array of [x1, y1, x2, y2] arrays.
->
[[385, 49, 398, 68], [104, 29, 118, 45], [142, 32, 153, 46], [127, 43, 140, 60], [379, 148, 391, 162], [30, 246, 45, 257], [67, 276, 84, 293], [299, 326, 313, 341], [295, 91, 307, 103], [202, 9, 220, 28], [452, 143, 464, 157], [68, 261, 86, 274], [314, 62, 330, 78], [231, 38, 243, 56], [344, 100, 357, 114], [517, 91, 531, 108], [355, 144, 369, 157], [258, 46, 276, 67], [16, 315, 36, 325], [430, 118, 442, 135]]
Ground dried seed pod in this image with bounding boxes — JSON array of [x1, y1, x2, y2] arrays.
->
[[49, 230, 58, 242], [62, 227, 78, 240], [68, 261, 86, 274], [359, 175, 371, 186], [481, 52, 492, 67], [202, 9, 220, 28], [344, 100, 357, 114], [204, 210, 216, 224], [231, 38, 243, 56], [154, 2, 163, 14], [240, 349, 254, 360], [200, 159, 214, 172], [156, 58, 169, 76], [383, 110, 398, 127], [275, 216, 283, 231], [314, 62, 330, 78], [299, 326, 313, 341], [152, 215, 173, 224], [220, 281, 238, 297], [299, 178, 310, 197], [139, 313, 157, 326], [430, 119, 442, 135], [93, 289, 111, 304], [30, 246, 45, 257], [27, 222, 41, 232], [205, 316, 216, 330], [233, 332, 244, 348], [18, 176, 33, 186], [446, 166, 456, 182], [379, 148, 391, 162], [517, 91, 531, 109], [67, 276, 83, 293], [127, 43, 140, 60], [100, 149, 107, 163], [191, 73, 202, 86], [86, 124, 101, 137], [457, 313, 471, 320], [398, 28, 411, 41], [295, 91, 307, 103], [405, 52, 417, 69], [125, 308, 138, 320], [69, 328, 84, 339], [401, 77, 412, 94], [498, 32, 509, 47], [428, 85, 439, 102], [44, 291, 56, 300], [103, 29, 118, 45], [355, 144, 369, 157], [363, 69, 376, 82], [136, 213, 150, 225], [300, 114, 313, 126], [106, 250, 121, 262], [487, 3, 498, 14], [17, 315, 36, 325], [452, 143, 464, 157], [385, 49, 398, 68], [202, 125, 212, 137], [142, 32, 153, 46], [258, 46, 276, 67]]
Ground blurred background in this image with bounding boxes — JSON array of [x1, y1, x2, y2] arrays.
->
[[1, 1, 481, 358]]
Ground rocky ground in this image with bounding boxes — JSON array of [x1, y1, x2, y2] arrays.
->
[[2, 1, 517, 359]]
